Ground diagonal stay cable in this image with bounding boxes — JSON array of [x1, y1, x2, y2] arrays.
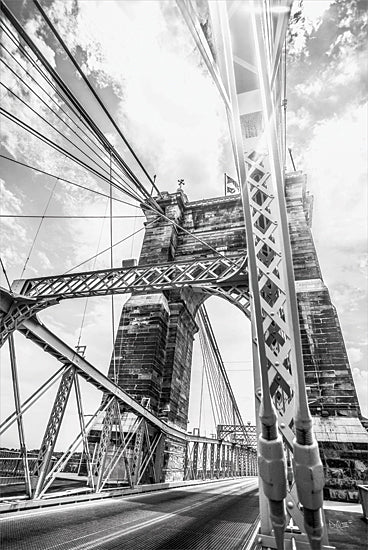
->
[[33, 0, 161, 196], [75, 198, 109, 352], [1, 81, 119, 184], [0, 37, 110, 162], [63, 219, 157, 275], [1, 2, 160, 206], [0, 154, 139, 209], [1, 110, 245, 275], [0, 20, 110, 163], [0, 78, 144, 202], [0, 8, 247, 275], [0, 108, 144, 205], [0, 55, 116, 176], [0, 53, 149, 203], [0, 256, 12, 290]]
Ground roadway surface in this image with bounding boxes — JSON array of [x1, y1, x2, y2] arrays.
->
[[0, 478, 259, 550]]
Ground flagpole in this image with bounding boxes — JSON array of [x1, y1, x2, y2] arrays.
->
[[224, 173, 226, 196]]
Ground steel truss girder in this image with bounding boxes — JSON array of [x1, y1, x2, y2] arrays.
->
[[184, 440, 256, 481], [97, 404, 137, 491], [11, 256, 247, 300], [12, 315, 226, 447], [130, 419, 145, 487], [0, 290, 57, 347], [137, 428, 162, 485], [217, 424, 257, 448], [33, 365, 76, 498], [37, 401, 108, 498]]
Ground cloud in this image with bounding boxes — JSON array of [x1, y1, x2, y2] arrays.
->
[[0, 178, 29, 274], [288, 1, 367, 150], [348, 347, 363, 364], [41, 0, 231, 197], [352, 367, 368, 417], [303, 104, 367, 281], [24, 16, 57, 68], [302, 0, 333, 31]]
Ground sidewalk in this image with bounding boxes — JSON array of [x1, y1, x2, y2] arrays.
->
[[324, 500, 367, 550]]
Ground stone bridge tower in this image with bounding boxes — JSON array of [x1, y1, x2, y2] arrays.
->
[[107, 172, 367, 497]]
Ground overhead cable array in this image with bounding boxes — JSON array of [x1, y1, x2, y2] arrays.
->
[[0, 4, 160, 209], [0, 3, 244, 273]]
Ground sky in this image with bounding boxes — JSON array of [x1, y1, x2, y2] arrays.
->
[[0, 0, 367, 451]]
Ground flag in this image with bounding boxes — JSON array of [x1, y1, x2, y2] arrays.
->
[[224, 173, 240, 196]]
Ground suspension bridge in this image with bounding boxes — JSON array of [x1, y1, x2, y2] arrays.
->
[[0, 1, 367, 550]]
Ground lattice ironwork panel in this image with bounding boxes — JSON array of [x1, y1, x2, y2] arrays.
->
[[1, 257, 251, 348], [12, 256, 247, 299]]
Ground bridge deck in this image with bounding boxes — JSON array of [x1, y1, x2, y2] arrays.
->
[[0, 478, 259, 550], [1, 479, 366, 549]]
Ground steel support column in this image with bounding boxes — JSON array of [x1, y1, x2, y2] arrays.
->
[[130, 419, 145, 487], [222, 444, 226, 477], [215, 443, 221, 479], [8, 334, 32, 497], [93, 398, 115, 492], [193, 441, 199, 479], [202, 442, 208, 480], [210, 443, 215, 479]]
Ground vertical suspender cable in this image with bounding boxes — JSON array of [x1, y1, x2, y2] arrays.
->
[[109, 152, 117, 385], [76, 198, 109, 351], [283, 38, 287, 170], [20, 178, 58, 278], [198, 336, 205, 434], [0, 257, 11, 290]]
